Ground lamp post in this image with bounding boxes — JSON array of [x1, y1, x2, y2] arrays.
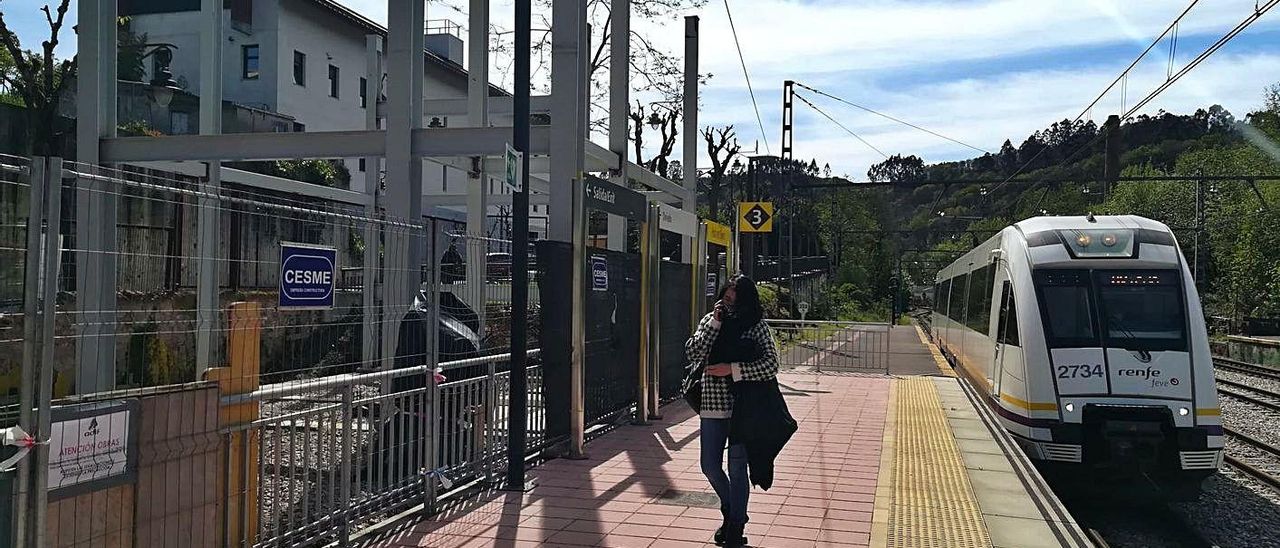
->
[[137, 43, 182, 108]]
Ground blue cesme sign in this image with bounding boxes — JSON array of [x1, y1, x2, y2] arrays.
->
[[591, 255, 608, 292], [280, 242, 337, 309]]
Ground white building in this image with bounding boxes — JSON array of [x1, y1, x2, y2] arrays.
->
[[123, 0, 540, 235]]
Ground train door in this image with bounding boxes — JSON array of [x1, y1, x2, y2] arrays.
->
[[992, 276, 1018, 396]]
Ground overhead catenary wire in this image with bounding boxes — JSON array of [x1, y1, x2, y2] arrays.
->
[[1013, 0, 1280, 190], [722, 0, 771, 155], [988, 0, 1205, 195], [792, 91, 889, 159], [793, 82, 992, 155]]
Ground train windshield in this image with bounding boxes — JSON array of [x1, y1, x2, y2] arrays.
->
[[1095, 270, 1186, 352], [1034, 269, 1187, 351], [1035, 270, 1098, 348]]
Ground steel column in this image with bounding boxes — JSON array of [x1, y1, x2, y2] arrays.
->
[[466, 0, 492, 336], [363, 34, 384, 371], [636, 212, 651, 425], [506, 0, 534, 490], [550, 0, 589, 458], [681, 16, 699, 262], [33, 157, 63, 548], [606, 0, 631, 253], [646, 203, 662, 419], [74, 0, 119, 393], [381, 0, 426, 370], [195, 0, 224, 378]]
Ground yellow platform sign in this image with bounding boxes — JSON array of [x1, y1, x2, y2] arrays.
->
[[738, 202, 774, 233], [705, 220, 732, 247]]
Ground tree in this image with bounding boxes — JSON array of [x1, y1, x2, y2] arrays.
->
[[479, 0, 710, 136], [701, 124, 740, 222], [867, 154, 926, 184], [0, 0, 76, 156], [629, 101, 679, 177]]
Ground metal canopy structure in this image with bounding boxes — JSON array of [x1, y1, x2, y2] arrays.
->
[[66, 0, 701, 507]]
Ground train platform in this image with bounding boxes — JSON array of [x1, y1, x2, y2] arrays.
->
[[360, 331, 1089, 548]]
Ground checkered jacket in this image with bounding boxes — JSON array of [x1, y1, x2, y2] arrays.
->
[[685, 313, 780, 419]]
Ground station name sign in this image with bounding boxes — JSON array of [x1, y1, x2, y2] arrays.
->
[[584, 176, 647, 221]]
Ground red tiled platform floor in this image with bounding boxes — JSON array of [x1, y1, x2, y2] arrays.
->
[[369, 373, 890, 548]]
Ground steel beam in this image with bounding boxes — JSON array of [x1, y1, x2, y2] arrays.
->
[[429, 193, 551, 207], [101, 126, 554, 163], [425, 95, 552, 116]]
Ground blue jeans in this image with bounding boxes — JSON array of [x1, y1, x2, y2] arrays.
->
[[700, 417, 749, 525]]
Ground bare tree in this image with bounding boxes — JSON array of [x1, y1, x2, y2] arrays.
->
[[0, 0, 75, 156], [628, 101, 680, 178], [701, 124, 740, 222], [455, 0, 709, 137]]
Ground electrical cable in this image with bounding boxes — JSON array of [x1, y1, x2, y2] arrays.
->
[[793, 92, 889, 159], [722, 0, 772, 155], [793, 82, 992, 155]]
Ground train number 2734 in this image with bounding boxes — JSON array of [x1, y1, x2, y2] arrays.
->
[[1057, 364, 1105, 379]]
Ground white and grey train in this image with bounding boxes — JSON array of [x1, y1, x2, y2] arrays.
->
[[931, 215, 1222, 488]]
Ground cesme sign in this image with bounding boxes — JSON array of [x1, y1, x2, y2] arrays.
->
[[279, 242, 337, 309]]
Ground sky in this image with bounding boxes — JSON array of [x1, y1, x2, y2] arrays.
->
[[8, 0, 1280, 180]]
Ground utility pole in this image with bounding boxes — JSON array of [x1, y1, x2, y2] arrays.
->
[[782, 80, 794, 161], [1103, 114, 1121, 200], [506, 0, 532, 490]]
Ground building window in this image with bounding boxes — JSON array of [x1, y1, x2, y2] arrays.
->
[[328, 65, 339, 98], [242, 45, 259, 80], [293, 122, 306, 132], [358, 158, 366, 172], [230, 0, 252, 28], [293, 51, 306, 86], [359, 77, 367, 108]]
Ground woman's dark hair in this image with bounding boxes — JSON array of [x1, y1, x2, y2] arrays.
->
[[720, 274, 764, 326]]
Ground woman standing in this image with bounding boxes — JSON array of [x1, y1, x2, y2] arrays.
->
[[685, 275, 780, 547]]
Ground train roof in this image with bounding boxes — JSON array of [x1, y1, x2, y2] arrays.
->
[[1012, 215, 1172, 239]]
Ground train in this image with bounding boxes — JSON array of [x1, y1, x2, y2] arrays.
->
[[930, 215, 1222, 494]]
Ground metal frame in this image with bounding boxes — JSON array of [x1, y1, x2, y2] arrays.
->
[[56, 0, 703, 542]]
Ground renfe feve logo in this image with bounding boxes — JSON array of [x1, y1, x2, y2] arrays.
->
[[1117, 366, 1178, 387]]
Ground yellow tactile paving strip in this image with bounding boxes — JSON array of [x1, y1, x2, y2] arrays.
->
[[885, 377, 991, 547], [915, 326, 956, 377]]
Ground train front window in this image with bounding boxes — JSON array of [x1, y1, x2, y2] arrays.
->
[[1035, 270, 1098, 348], [1096, 270, 1186, 352]]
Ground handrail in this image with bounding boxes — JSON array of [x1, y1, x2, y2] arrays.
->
[[765, 319, 891, 327], [220, 349, 541, 406]]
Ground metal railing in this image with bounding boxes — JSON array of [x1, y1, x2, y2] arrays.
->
[[767, 319, 891, 373], [229, 350, 546, 547]]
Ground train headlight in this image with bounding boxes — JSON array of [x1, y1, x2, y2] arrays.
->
[[1179, 407, 1190, 417], [1058, 229, 1135, 258], [1065, 402, 1075, 413]]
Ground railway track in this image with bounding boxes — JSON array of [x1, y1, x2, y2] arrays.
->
[[1213, 356, 1280, 382], [1216, 378, 1280, 413], [1222, 426, 1280, 493]]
